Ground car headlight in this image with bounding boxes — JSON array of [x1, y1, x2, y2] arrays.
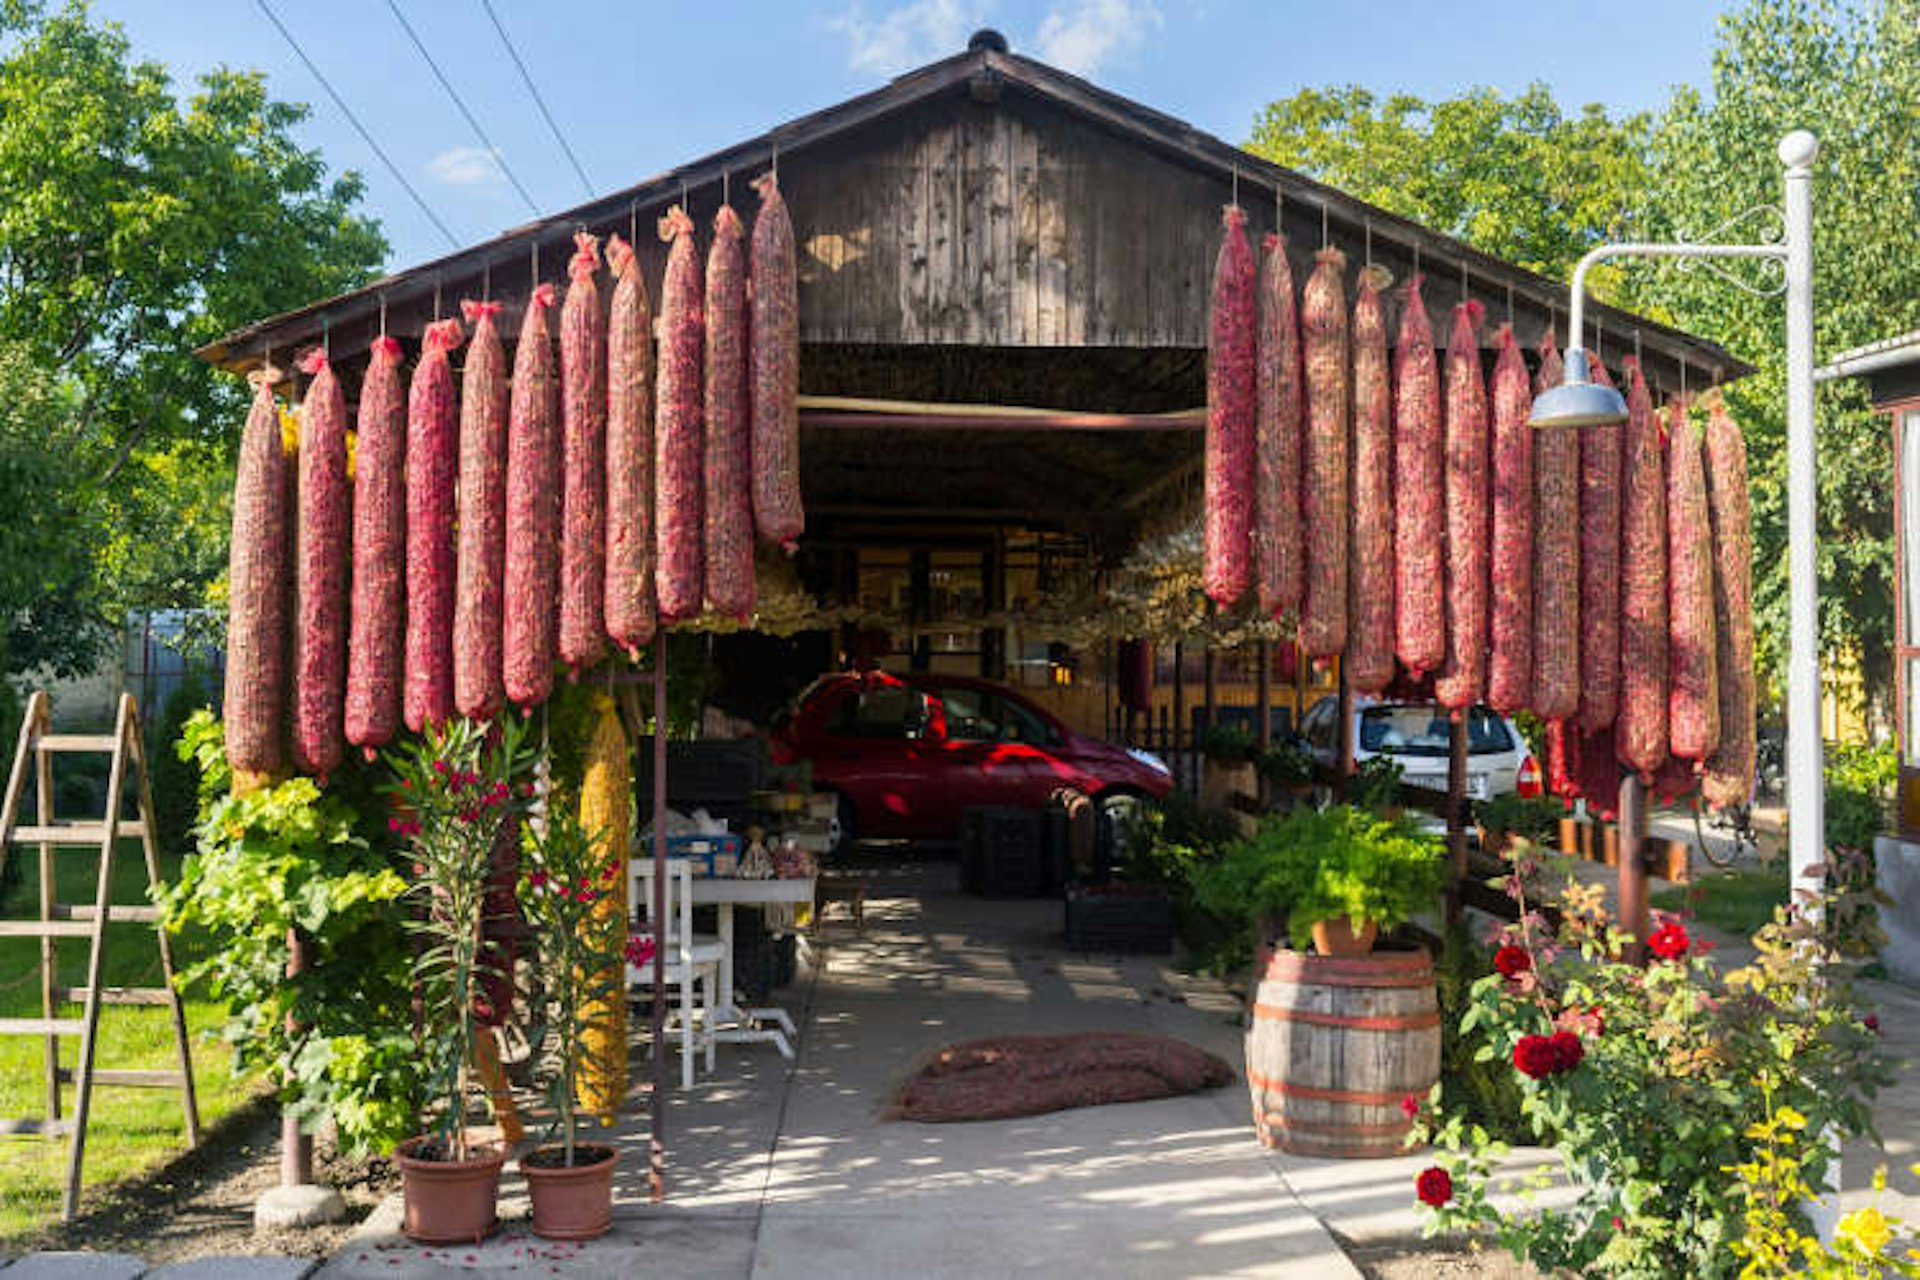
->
[[1126, 748, 1171, 775]]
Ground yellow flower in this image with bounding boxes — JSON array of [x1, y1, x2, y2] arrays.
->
[[1837, 1206, 1892, 1257], [1773, 1105, 1807, 1131]]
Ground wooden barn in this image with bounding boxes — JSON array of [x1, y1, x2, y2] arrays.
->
[[201, 29, 1743, 749]]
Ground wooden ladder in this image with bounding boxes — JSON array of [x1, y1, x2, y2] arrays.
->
[[0, 690, 200, 1220]]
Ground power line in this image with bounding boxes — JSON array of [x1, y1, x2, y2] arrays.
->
[[480, 0, 594, 197], [252, 0, 461, 250], [384, 0, 542, 217]]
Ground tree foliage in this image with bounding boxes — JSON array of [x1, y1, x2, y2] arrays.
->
[[1246, 0, 1920, 715], [0, 2, 384, 686]]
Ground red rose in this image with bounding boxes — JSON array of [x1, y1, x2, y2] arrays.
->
[[1513, 1034, 1561, 1079], [1400, 1093, 1422, 1120], [1549, 1029, 1585, 1072], [1415, 1166, 1453, 1207], [1865, 1014, 1881, 1034], [1493, 944, 1533, 979], [1648, 921, 1691, 960]]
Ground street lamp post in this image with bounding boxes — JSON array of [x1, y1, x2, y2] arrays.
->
[[1530, 131, 1824, 921]]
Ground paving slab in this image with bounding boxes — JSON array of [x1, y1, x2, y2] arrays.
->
[[313, 1217, 756, 1279], [3, 1254, 145, 1280], [145, 1258, 318, 1280]]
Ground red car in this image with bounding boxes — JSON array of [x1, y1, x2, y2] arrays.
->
[[767, 671, 1173, 846]]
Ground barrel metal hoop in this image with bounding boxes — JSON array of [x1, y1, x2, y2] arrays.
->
[[1244, 1068, 1417, 1106], [1250, 1003, 1441, 1032], [1259, 1111, 1413, 1138]]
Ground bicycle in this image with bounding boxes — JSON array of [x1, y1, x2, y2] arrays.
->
[[1690, 793, 1761, 869]]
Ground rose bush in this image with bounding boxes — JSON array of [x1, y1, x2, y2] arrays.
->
[[1412, 848, 1889, 1278]]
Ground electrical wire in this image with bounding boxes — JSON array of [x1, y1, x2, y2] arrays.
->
[[480, 0, 594, 197], [385, 0, 542, 216], [252, 0, 461, 250]]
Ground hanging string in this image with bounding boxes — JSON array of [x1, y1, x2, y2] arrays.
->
[[1633, 328, 1643, 366], [1680, 359, 1689, 398], [378, 295, 387, 338], [723, 169, 731, 208], [531, 239, 540, 286], [771, 140, 779, 180], [1505, 284, 1514, 327], [1363, 220, 1372, 268], [1230, 166, 1239, 209], [1320, 202, 1329, 249], [629, 201, 638, 246], [321, 313, 330, 358], [1459, 258, 1468, 307], [482, 259, 491, 303], [1412, 241, 1421, 278], [433, 279, 442, 322]]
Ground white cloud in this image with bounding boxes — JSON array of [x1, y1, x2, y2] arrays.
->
[[1033, 0, 1161, 76], [426, 146, 506, 190], [826, 0, 988, 77]]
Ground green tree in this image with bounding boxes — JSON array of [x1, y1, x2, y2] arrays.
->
[[1246, 83, 1650, 283], [1630, 0, 1919, 710], [0, 1, 385, 687]]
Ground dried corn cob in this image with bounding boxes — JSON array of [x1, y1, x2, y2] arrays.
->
[[604, 234, 657, 658], [575, 695, 630, 1122], [345, 335, 406, 756]]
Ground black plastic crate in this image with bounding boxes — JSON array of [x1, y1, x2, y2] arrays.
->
[[962, 806, 1047, 898], [1064, 885, 1174, 953]]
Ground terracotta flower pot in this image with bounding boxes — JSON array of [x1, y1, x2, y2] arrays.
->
[[1309, 916, 1378, 958], [394, 1136, 506, 1244], [521, 1143, 619, 1240]]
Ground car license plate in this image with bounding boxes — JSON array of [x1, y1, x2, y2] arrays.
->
[[1400, 772, 1489, 798]]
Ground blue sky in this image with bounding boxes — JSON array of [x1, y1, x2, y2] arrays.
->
[[92, 0, 1727, 274]]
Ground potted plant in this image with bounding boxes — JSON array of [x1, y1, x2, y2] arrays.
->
[[1475, 793, 1563, 857], [1200, 723, 1259, 814], [1257, 739, 1317, 810], [515, 803, 633, 1239], [1348, 755, 1405, 818], [384, 716, 538, 1245]]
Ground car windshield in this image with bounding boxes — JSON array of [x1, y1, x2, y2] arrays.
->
[[1358, 706, 1514, 757]]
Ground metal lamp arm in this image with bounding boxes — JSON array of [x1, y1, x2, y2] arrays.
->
[[1564, 242, 1787, 358]]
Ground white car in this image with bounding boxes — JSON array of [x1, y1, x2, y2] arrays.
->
[[1297, 697, 1543, 801]]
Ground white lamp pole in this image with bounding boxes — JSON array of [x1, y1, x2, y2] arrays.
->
[[1532, 131, 1824, 916]]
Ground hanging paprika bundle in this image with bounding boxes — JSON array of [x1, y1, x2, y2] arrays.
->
[[655, 205, 705, 623], [1434, 302, 1488, 712], [1615, 359, 1668, 781], [1347, 264, 1395, 693], [705, 204, 755, 622], [1393, 277, 1444, 677], [1204, 206, 1256, 608], [750, 172, 803, 551], [455, 300, 508, 720], [560, 232, 608, 675], [1254, 233, 1304, 621], [504, 285, 560, 713], [1486, 325, 1533, 715], [345, 335, 407, 757], [294, 347, 350, 777], [225, 368, 289, 774], [1299, 246, 1350, 657], [604, 233, 657, 658], [1666, 396, 1719, 764], [1531, 333, 1580, 721], [1578, 357, 1624, 731], [405, 319, 464, 733], [1701, 390, 1756, 808]]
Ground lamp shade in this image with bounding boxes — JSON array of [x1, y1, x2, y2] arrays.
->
[[1529, 346, 1629, 428]]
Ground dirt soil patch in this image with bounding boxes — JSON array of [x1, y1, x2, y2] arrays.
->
[[1, 1093, 397, 1264], [1337, 1231, 1543, 1279]]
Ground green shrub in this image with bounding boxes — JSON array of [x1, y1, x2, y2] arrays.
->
[[1435, 920, 1527, 1144], [1350, 754, 1405, 813], [147, 667, 209, 858], [1257, 739, 1315, 787], [1475, 793, 1563, 848], [1200, 723, 1257, 764]]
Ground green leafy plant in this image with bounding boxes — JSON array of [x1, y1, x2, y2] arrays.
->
[[1475, 793, 1562, 849], [517, 804, 631, 1169], [1257, 739, 1315, 788], [1413, 845, 1890, 1278], [1200, 723, 1258, 764], [1192, 804, 1446, 953], [146, 666, 209, 860], [1349, 755, 1405, 813], [159, 710, 418, 1155], [383, 716, 539, 1162]]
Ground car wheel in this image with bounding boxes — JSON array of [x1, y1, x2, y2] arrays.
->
[[826, 792, 857, 860]]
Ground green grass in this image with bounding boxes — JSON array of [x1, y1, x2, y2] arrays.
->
[[1653, 865, 1790, 939], [0, 840, 250, 1241]]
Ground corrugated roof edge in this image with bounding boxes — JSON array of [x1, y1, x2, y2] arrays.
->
[[197, 41, 1751, 383]]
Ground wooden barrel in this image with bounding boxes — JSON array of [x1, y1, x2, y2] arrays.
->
[[1245, 945, 1440, 1157]]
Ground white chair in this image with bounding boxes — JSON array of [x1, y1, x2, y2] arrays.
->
[[627, 857, 726, 1089]]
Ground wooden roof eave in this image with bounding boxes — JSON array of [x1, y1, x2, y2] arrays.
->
[[198, 42, 1752, 387]]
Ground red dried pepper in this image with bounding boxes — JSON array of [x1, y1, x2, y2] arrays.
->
[[345, 335, 406, 757], [294, 347, 349, 778], [1666, 395, 1718, 763], [1347, 265, 1394, 693], [604, 233, 657, 658], [560, 231, 608, 674], [504, 285, 559, 713], [1700, 390, 1756, 808], [656, 205, 705, 624], [1578, 358, 1623, 731], [1486, 325, 1533, 714], [455, 300, 507, 720], [1614, 359, 1668, 781], [1204, 206, 1256, 608], [405, 318, 463, 733], [705, 204, 755, 622], [1300, 246, 1350, 657], [1531, 332, 1580, 721], [1434, 301, 1489, 712], [1254, 233, 1304, 621], [1393, 276, 1443, 676], [749, 172, 803, 551], [225, 368, 289, 774]]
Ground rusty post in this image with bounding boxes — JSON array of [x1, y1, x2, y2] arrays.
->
[[1335, 662, 1354, 804], [650, 645, 669, 1202], [281, 928, 313, 1185], [1171, 642, 1186, 792], [1254, 640, 1272, 808], [1618, 772, 1649, 964], [1445, 714, 1470, 922]]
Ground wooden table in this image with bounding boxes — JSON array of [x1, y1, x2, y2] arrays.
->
[[647, 872, 815, 1059]]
